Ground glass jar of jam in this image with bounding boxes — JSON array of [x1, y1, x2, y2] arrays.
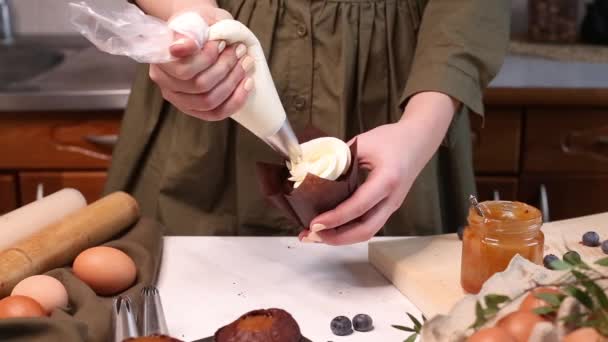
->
[[460, 201, 544, 294]]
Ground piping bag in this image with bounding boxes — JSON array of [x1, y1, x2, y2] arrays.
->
[[68, 1, 301, 161]]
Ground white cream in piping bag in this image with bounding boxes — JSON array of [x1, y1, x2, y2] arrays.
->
[[72, 3, 355, 164], [169, 15, 285, 138], [170, 14, 352, 179]]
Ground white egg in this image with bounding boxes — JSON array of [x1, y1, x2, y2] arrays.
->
[[12, 275, 68, 314]]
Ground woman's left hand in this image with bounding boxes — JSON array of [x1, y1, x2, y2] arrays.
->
[[299, 91, 459, 245], [299, 122, 416, 245]]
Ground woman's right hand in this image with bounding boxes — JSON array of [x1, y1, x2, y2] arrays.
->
[[149, 6, 254, 121]]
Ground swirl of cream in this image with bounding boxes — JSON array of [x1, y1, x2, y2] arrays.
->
[[286, 137, 352, 189]]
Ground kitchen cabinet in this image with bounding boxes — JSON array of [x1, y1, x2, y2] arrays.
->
[[2, 87, 607, 221], [0, 111, 120, 208], [519, 174, 608, 221], [476, 85, 608, 221], [471, 108, 523, 207], [0, 174, 17, 214], [471, 109, 522, 174], [524, 109, 608, 173], [19, 171, 108, 206], [0, 112, 120, 169], [475, 176, 518, 202]]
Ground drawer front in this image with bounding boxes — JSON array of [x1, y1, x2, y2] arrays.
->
[[0, 174, 17, 214], [471, 109, 522, 174], [0, 112, 121, 169], [519, 174, 608, 221], [524, 109, 608, 172], [475, 176, 518, 202], [19, 171, 107, 206]]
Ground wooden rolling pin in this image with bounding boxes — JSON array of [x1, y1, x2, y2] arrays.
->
[[0, 188, 87, 252], [0, 191, 140, 297]]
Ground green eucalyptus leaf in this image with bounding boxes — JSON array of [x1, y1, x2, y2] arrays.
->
[[571, 269, 592, 282], [484, 307, 498, 317], [559, 312, 586, 325], [564, 286, 595, 309], [485, 302, 497, 311], [485, 294, 510, 309], [560, 312, 590, 331], [595, 316, 608, 336], [392, 325, 416, 332], [549, 259, 573, 270], [594, 257, 608, 267], [404, 333, 418, 342], [407, 312, 422, 330], [583, 281, 608, 310], [578, 319, 596, 328], [534, 293, 565, 307], [533, 306, 557, 315], [563, 251, 584, 266], [469, 302, 488, 330], [475, 301, 484, 319]]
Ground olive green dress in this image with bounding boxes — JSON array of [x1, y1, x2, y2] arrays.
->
[[104, 0, 510, 236]]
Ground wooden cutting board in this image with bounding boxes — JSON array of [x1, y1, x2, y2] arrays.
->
[[369, 212, 608, 318]]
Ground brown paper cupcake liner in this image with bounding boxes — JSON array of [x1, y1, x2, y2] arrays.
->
[[256, 127, 359, 229]]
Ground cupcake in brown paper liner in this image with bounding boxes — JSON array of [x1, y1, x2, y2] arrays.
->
[[256, 127, 359, 229]]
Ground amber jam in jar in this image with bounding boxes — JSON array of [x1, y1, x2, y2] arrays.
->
[[460, 201, 544, 294]]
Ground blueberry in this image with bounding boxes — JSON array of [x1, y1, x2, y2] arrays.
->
[[582, 231, 601, 247], [457, 226, 465, 241], [330, 316, 353, 336], [352, 314, 374, 332], [543, 254, 559, 269], [602, 240, 608, 254]]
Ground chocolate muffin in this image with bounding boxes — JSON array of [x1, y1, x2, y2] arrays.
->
[[256, 137, 359, 229], [214, 308, 302, 342]]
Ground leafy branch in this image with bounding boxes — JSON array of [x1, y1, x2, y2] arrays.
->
[[392, 312, 426, 342], [393, 254, 608, 339], [531, 292, 566, 316], [468, 254, 608, 335], [469, 294, 510, 329]]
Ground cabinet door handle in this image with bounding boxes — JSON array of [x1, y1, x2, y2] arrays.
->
[[36, 183, 44, 201], [493, 190, 500, 201], [597, 136, 608, 144], [84, 134, 119, 148], [561, 128, 608, 160], [470, 131, 479, 146], [540, 184, 550, 222]]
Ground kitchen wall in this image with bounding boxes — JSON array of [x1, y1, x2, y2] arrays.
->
[[10, 0, 124, 35], [10, 0, 592, 36], [511, 0, 592, 37], [511, 0, 528, 37], [12, 0, 77, 34]]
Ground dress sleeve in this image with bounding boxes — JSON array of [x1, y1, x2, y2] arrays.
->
[[401, 0, 510, 117]]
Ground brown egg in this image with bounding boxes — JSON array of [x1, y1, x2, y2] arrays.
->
[[519, 287, 562, 318], [12, 275, 68, 314], [73, 246, 137, 296], [0, 295, 46, 318], [563, 327, 604, 342], [467, 327, 516, 342], [497, 311, 545, 342]]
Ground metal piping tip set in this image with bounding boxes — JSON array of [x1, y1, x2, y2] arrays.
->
[[113, 285, 169, 342]]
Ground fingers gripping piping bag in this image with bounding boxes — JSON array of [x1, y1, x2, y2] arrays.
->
[[69, 1, 301, 161]]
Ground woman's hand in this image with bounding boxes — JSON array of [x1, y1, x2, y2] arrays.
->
[[149, 5, 254, 121], [300, 92, 460, 245]]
